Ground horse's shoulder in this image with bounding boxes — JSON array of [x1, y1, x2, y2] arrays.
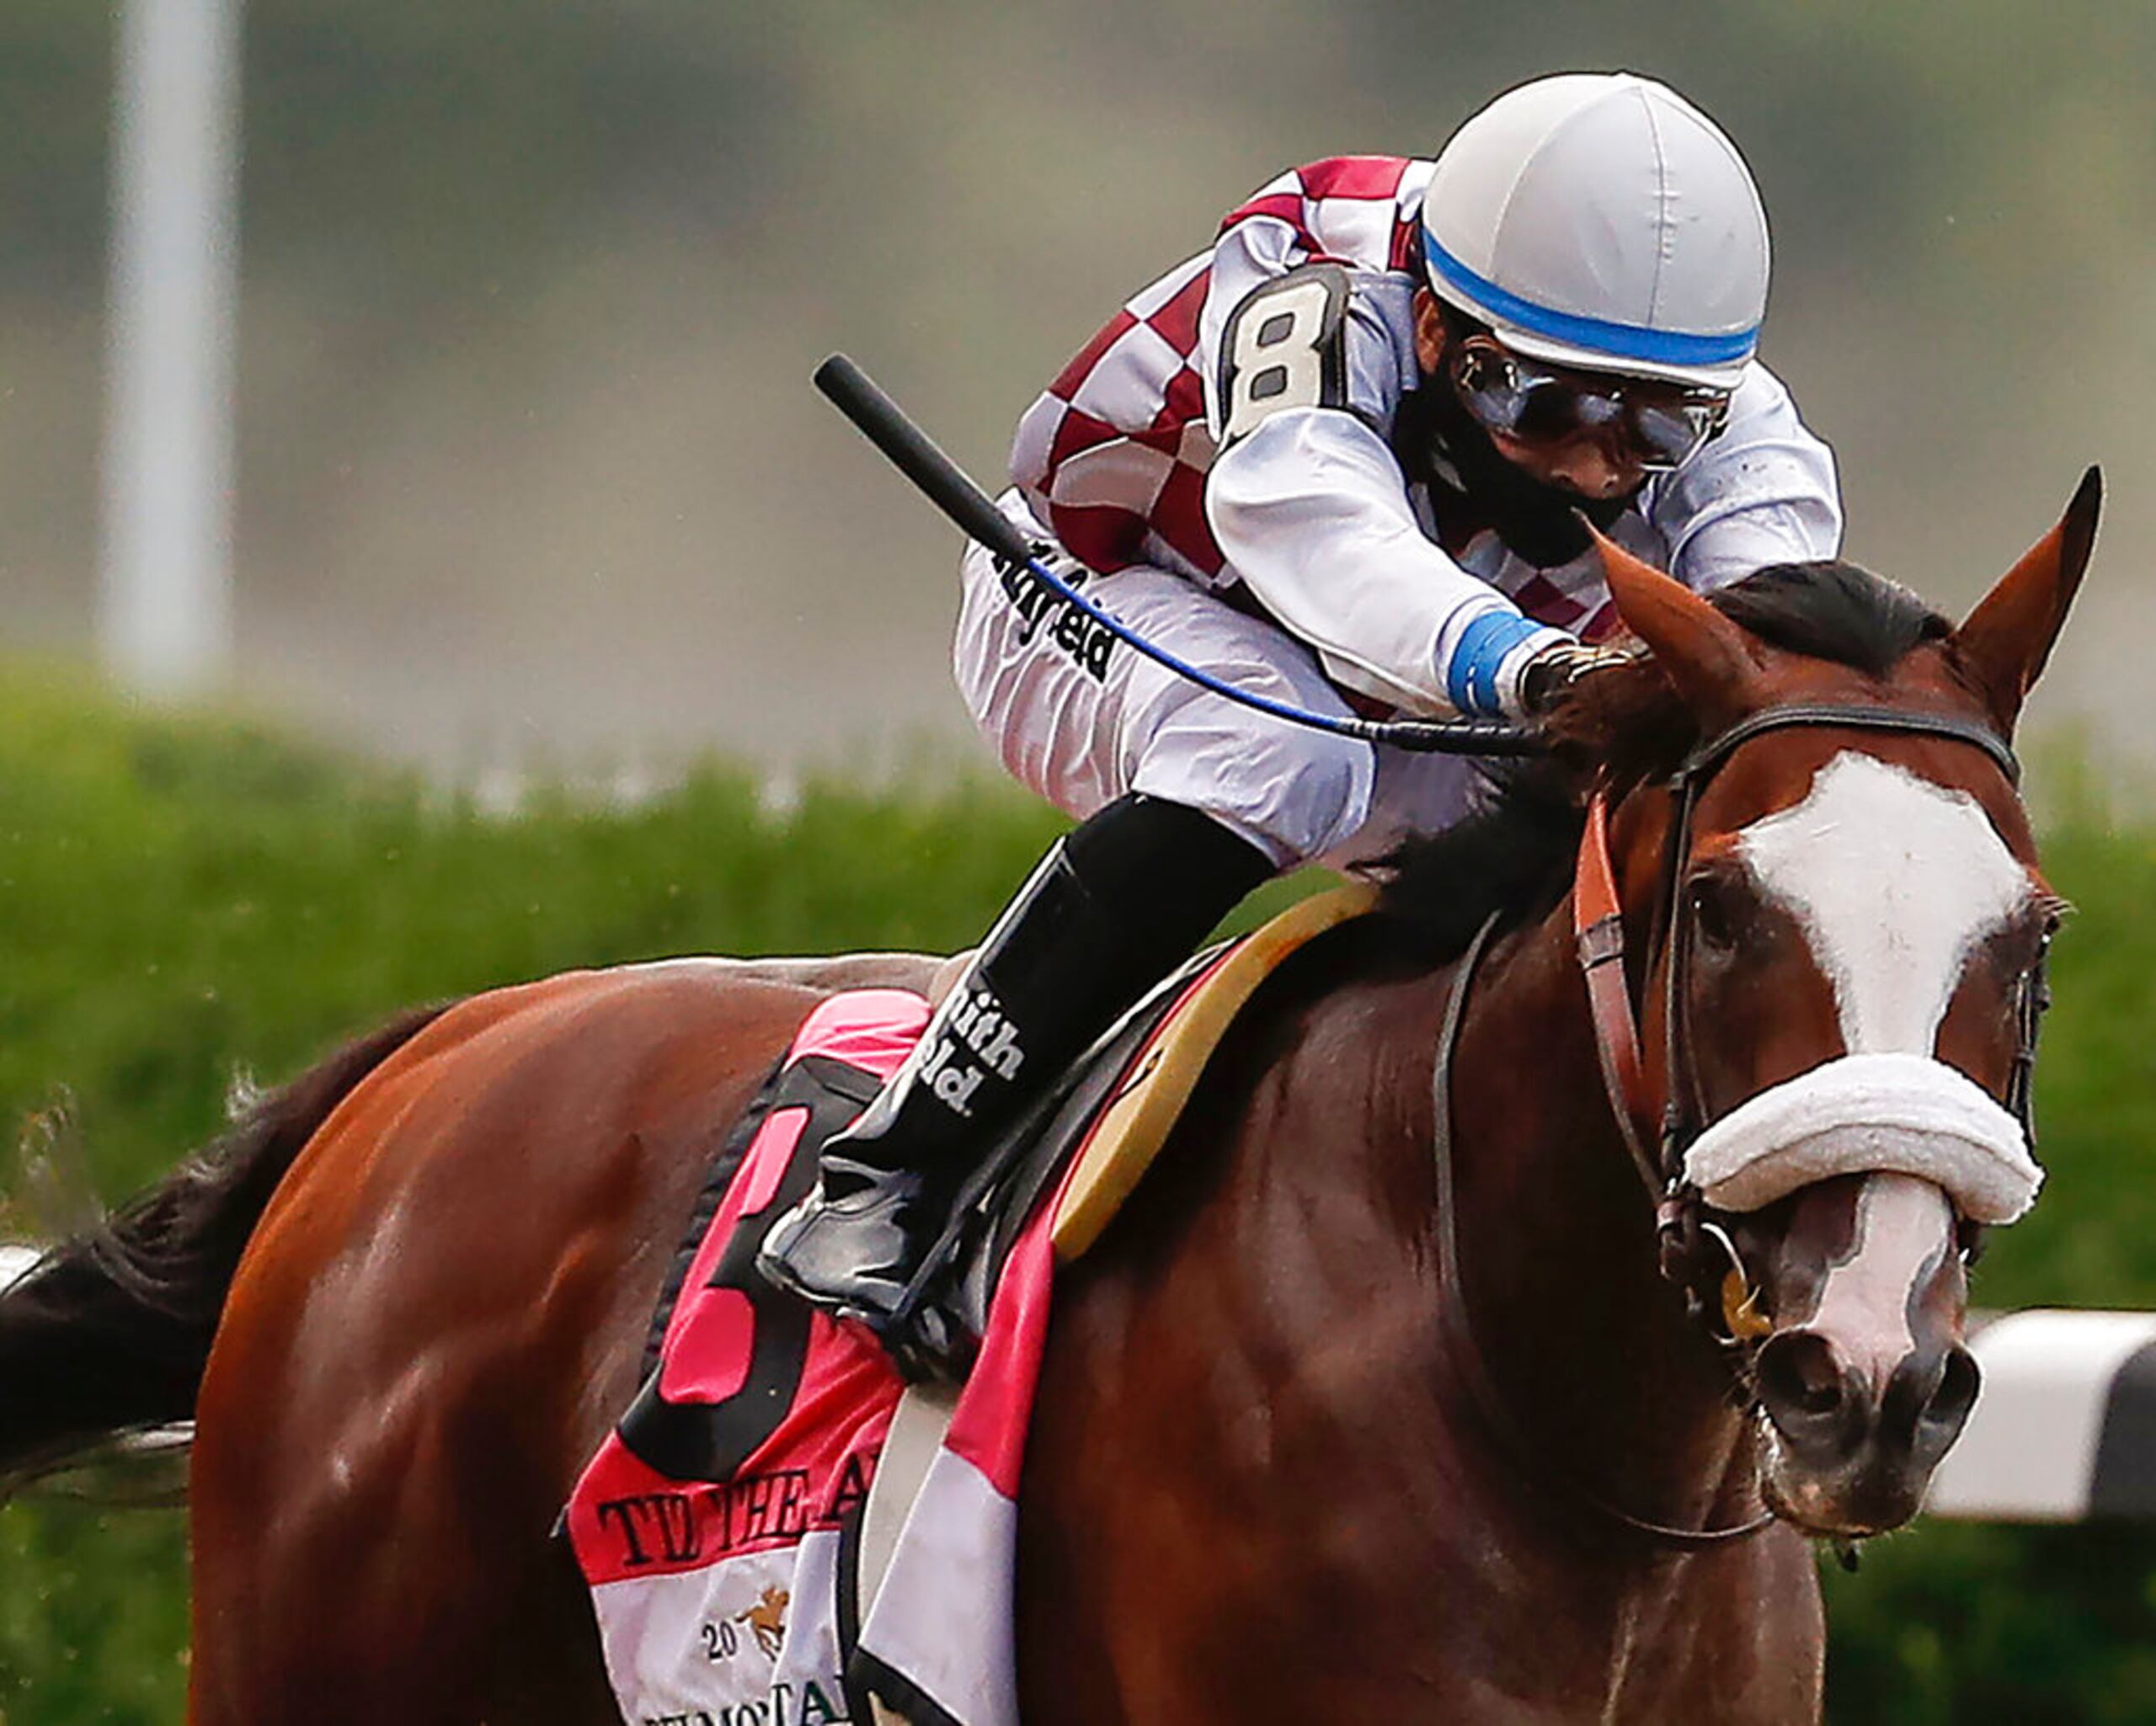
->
[[1153, 918, 1454, 1174]]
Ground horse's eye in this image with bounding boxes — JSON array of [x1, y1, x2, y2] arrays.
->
[[1688, 875, 1742, 951], [2007, 915, 2058, 990]]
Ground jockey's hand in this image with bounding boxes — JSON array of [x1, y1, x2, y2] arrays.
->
[[1516, 640, 1632, 719]]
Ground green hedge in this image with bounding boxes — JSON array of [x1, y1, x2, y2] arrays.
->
[[0, 668, 2151, 1720]]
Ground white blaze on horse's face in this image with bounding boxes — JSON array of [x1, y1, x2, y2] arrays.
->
[[1805, 1171, 1955, 1395], [1734, 752, 2031, 1055], [1679, 749, 2045, 1223]]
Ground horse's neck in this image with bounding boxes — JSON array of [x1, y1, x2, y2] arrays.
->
[[1436, 906, 1753, 1534]]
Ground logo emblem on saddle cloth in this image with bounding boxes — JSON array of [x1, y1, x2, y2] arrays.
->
[[557, 885, 1374, 1726]]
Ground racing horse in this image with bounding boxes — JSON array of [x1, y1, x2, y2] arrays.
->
[[0, 471, 2097, 1723]]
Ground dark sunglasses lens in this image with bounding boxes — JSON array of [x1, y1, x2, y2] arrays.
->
[[1455, 350, 1577, 442], [1510, 377, 1586, 441], [1629, 402, 1713, 467], [1455, 352, 1523, 426], [1453, 342, 1726, 468]]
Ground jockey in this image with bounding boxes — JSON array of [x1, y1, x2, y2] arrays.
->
[[760, 72, 1842, 1362]]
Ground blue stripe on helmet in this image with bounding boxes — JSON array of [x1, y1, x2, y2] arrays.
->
[[1422, 226, 1758, 370], [1448, 610, 1545, 717]]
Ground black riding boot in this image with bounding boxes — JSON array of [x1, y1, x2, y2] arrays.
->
[[755, 793, 1274, 1355]]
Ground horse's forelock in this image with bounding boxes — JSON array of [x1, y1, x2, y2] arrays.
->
[[1551, 560, 1957, 794]]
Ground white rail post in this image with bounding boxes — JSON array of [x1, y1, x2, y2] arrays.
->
[[98, 0, 243, 695]]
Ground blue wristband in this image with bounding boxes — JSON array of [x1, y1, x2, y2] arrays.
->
[[1446, 612, 1546, 717]]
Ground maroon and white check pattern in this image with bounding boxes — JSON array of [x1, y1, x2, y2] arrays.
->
[[1489, 559, 1621, 642], [1011, 157, 1433, 590]]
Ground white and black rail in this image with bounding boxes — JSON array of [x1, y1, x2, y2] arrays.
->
[[1924, 1308, 2156, 1523]]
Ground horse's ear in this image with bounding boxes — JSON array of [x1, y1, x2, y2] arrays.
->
[[1952, 466, 2101, 733], [1591, 527, 1765, 722]]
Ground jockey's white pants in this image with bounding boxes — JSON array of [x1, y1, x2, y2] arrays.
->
[[953, 494, 1486, 871]]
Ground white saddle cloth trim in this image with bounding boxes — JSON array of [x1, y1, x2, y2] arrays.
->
[[1681, 1051, 2042, 1223], [861, 1383, 959, 1622]]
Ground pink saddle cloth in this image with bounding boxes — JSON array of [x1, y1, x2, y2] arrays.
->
[[563, 989, 1056, 1726]]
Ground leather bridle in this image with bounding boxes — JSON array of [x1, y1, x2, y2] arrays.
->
[[1572, 702, 2040, 1329], [1431, 700, 2045, 1548]]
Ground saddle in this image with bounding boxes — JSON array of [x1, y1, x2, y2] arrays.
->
[[931, 879, 1376, 1350], [565, 885, 1373, 1723], [634, 881, 1374, 1409]]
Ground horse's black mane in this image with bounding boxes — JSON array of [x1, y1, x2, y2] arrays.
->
[[1715, 559, 1949, 677], [1374, 559, 1951, 959]]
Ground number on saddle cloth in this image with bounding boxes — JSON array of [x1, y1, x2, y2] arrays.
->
[[617, 1051, 886, 1483]]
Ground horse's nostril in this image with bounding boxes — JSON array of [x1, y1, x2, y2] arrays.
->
[[1797, 1377, 1843, 1418], [1872, 1341, 1983, 1459], [1757, 1329, 1850, 1444], [1922, 1345, 1981, 1440]]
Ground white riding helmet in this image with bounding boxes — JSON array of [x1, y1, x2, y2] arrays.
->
[[1420, 73, 1769, 392]]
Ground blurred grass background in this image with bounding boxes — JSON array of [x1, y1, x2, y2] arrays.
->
[[0, 673, 2151, 1721]]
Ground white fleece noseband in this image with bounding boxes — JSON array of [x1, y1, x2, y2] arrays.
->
[[1682, 1050, 2041, 1223], [1689, 750, 2046, 1224]]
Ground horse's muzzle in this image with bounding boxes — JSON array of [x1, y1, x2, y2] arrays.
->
[[1753, 1325, 1982, 1534]]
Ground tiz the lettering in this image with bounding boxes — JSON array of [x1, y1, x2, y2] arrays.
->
[[595, 1473, 814, 1569]]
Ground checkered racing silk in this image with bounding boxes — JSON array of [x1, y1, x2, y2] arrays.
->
[[1011, 156, 1432, 593], [1006, 155, 1843, 651]]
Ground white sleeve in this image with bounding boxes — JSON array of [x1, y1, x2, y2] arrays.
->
[[1650, 362, 1844, 593], [1204, 407, 1565, 717]]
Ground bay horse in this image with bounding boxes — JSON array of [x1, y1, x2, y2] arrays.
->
[[0, 472, 2097, 1723]]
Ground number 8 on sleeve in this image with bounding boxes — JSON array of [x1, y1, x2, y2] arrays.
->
[[1216, 263, 1351, 446]]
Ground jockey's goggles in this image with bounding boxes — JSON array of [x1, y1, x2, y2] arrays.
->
[[1448, 338, 1731, 472]]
